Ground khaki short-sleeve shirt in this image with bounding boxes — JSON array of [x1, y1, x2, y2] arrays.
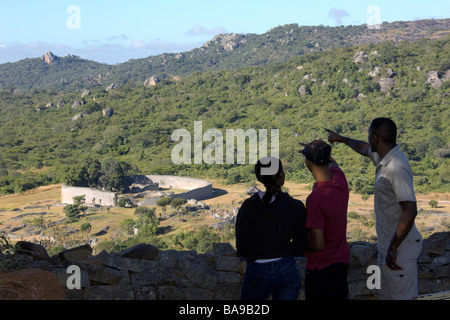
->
[[368, 145, 421, 252]]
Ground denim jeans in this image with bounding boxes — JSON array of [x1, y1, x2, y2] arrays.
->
[[240, 256, 301, 300]]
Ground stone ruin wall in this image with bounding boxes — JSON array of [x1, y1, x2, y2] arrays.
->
[[13, 231, 450, 300], [61, 185, 117, 207], [141, 175, 213, 206], [61, 176, 213, 207]]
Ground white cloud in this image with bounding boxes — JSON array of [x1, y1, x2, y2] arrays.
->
[[130, 39, 147, 49], [328, 7, 350, 26], [187, 25, 227, 36]]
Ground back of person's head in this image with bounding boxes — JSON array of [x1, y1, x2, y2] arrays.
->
[[301, 139, 331, 166], [255, 157, 283, 205], [370, 118, 397, 144]]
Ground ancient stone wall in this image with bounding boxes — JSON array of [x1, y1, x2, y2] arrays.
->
[[141, 175, 213, 206], [10, 231, 449, 300], [61, 176, 213, 208], [61, 185, 117, 207]]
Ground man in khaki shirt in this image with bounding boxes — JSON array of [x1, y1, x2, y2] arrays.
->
[[326, 118, 422, 300]]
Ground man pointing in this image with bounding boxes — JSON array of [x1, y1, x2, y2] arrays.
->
[[326, 118, 422, 300]]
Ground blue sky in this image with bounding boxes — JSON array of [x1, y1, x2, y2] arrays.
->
[[0, 0, 449, 64]]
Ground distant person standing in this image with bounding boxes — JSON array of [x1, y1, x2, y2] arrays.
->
[[235, 157, 307, 300], [299, 139, 350, 300], [326, 118, 423, 300]]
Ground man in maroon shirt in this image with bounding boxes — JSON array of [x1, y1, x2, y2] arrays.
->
[[299, 139, 350, 300]]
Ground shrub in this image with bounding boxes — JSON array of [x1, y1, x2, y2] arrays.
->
[[171, 197, 186, 208], [80, 222, 92, 233], [64, 204, 80, 222], [157, 196, 172, 207], [429, 200, 438, 208]]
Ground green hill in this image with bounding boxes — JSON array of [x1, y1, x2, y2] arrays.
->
[[0, 34, 449, 196], [1, 19, 449, 91]]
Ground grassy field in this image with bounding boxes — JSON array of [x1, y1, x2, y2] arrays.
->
[[0, 179, 449, 253]]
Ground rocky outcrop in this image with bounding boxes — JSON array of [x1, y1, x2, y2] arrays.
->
[[427, 71, 443, 88], [202, 34, 243, 52], [1, 232, 448, 300], [41, 51, 58, 64], [379, 77, 394, 94], [72, 100, 83, 109], [71, 112, 89, 121], [106, 83, 118, 91], [353, 51, 369, 64], [57, 98, 66, 109], [298, 85, 311, 97], [102, 107, 114, 117], [81, 90, 91, 98], [144, 76, 160, 87]]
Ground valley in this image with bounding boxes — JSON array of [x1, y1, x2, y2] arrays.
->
[[0, 178, 448, 255]]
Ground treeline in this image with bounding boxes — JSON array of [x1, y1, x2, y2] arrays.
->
[[0, 37, 449, 197]]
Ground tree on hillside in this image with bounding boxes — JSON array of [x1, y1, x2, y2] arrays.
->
[[62, 158, 101, 188], [98, 158, 127, 192], [134, 206, 159, 238]]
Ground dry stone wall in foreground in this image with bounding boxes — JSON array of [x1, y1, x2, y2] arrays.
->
[[1, 232, 448, 300]]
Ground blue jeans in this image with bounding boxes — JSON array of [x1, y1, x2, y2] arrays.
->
[[240, 256, 301, 300]]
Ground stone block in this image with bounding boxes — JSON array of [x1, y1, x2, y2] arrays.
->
[[83, 285, 134, 300], [59, 244, 93, 262], [184, 287, 215, 300], [78, 262, 130, 285], [349, 241, 377, 266], [214, 283, 241, 300], [15, 241, 50, 261], [180, 257, 218, 290], [103, 254, 159, 272], [213, 243, 237, 256], [156, 285, 187, 300], [214, 256, 241, 272], [118, 243, 159, 261], [130, 269, 173, 286], [50, 266, 90, 288], [217, 271, 241, 284]]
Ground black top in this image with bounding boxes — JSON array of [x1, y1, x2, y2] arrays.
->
[[235, 192, 307, 262]]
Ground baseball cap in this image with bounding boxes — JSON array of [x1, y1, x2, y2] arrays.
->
[[301, 139, 331, 166]]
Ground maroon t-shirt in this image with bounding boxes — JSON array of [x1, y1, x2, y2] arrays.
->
[[305, 166, 350, 270]]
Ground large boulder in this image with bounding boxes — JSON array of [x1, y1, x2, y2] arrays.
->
[[144, 76, 160, 87], [56, 98, 66, 109], [102, 107, 114, 117], [298, 85, 311, 97], [15, 241, 50, 261], [353, 51, 369, 64], [0, 268, 66, 300], [427, 71, 442, 88], [72, 100, 82, 109], [58, 244, 93, 262], [349, 241, 377, 266], [379, 77, 394, 94], [118, 243, 159, 261]]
